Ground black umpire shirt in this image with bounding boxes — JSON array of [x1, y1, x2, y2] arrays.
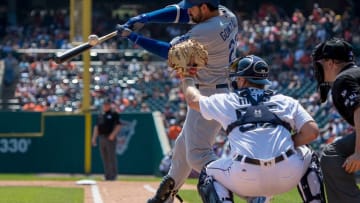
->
[[96, 110, 121, 137], [331, 64, 360, 126]]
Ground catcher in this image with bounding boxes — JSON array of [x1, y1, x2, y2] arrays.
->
[[169, 41, 326, 203]]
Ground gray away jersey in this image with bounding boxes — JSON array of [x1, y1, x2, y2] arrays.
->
[[170, 6, 238, 85]]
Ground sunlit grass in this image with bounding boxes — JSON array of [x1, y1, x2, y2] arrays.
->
[[0, 186, 83, 203]]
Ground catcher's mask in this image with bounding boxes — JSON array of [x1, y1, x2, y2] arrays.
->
[[311, 38, 354, 102], [229, 55, 272, 89]]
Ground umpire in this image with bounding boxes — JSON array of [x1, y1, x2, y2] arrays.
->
[[312, 38, 360, 202], [92, 99, 121, 181]]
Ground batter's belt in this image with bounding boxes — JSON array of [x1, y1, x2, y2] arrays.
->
[[234, 149, 295, 166]]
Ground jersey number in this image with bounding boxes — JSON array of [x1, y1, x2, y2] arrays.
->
[[228, 38, 236, 63]]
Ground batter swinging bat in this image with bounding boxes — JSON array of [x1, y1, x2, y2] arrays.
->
[[54, 31, 118, 64]]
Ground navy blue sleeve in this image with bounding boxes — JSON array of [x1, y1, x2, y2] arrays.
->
[[146, 5, 190, 24], [128, 33, 171, 59]]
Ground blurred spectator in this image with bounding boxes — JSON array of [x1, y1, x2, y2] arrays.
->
[[3, 52, 18, 86], [140, 103, 151, 112], [167, 119, 182, 147]]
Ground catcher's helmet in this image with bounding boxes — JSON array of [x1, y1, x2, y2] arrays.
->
[[229, 55, 272, 85], [179, 0, 219, 9]]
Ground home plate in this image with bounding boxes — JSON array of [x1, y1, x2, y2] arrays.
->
[[75, 180, 103, 203], [76, 179, 97, 185]]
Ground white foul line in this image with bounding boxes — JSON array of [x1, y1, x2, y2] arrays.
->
[[91, 184, 103, 203], [144, 184, 156, 193]]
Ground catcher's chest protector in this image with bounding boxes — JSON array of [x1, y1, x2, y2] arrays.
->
[[226, 89, 292, 135]]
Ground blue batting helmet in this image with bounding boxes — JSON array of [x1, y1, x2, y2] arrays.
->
[[178, 0, 219, 9]]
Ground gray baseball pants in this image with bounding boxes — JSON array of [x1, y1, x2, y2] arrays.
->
[[168, 87, 228, 191]]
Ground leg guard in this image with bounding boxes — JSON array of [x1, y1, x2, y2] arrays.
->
[[147, 175, 182, 203], [297, 153, 326, 203], [197, 168, 234, 203]]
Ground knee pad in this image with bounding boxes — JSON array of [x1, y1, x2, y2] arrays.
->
[[297, 153, 326, 203], [197, 168, 234, 203]]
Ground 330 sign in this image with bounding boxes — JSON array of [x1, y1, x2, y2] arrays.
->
[[0, 139, 32, 153]]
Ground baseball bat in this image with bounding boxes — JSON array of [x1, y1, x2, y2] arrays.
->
[[54, 31, 118, 64]]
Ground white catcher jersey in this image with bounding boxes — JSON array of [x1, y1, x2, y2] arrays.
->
[[170, 5, 238, 85], [199, 88, 314, 159]]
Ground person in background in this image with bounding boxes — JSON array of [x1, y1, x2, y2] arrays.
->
[[167, 119, 182, 148], [92, 99, 121, 181]]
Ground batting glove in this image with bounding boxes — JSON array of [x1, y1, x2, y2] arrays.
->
[[115, 24, 132, 38], [125, 14, 148, 30]]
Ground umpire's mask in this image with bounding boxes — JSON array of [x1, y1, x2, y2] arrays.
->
[[229, 55, 272, 89]]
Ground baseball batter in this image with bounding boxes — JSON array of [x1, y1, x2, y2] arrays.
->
[[116, 0, 238, 202], [173, 54, 326, 202]]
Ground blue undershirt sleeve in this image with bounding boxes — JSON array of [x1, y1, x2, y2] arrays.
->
[[128, 33, 171, 59]]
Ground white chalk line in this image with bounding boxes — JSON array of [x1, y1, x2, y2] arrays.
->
[[91, 184, 103, 203], [144, 184, 156, 193]]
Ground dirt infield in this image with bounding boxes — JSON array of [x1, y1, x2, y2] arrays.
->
[[0, 180, 196, 203]]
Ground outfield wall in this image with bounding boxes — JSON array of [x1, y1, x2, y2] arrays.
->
[[0, 111, 169, 175]]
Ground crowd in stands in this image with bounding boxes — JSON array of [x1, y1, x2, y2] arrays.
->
[[1, 2, 360, 153]]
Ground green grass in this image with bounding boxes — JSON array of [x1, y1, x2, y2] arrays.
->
[[0, 186, 83, 203], [1, 174, 358, 203], [0, 173, 97, 181], [0, 173, 160, 181], [0, 174, 304, 202]]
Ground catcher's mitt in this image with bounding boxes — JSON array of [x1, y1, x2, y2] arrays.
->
[[168, 39, 208, 78]]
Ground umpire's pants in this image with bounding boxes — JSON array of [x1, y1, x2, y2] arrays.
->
[[320, 132, 360, 203], [99, 136, 118, 180]]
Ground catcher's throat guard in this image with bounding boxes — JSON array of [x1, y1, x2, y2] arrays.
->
[[313, 60, 332, 103], [312, 42, 332, 103]]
